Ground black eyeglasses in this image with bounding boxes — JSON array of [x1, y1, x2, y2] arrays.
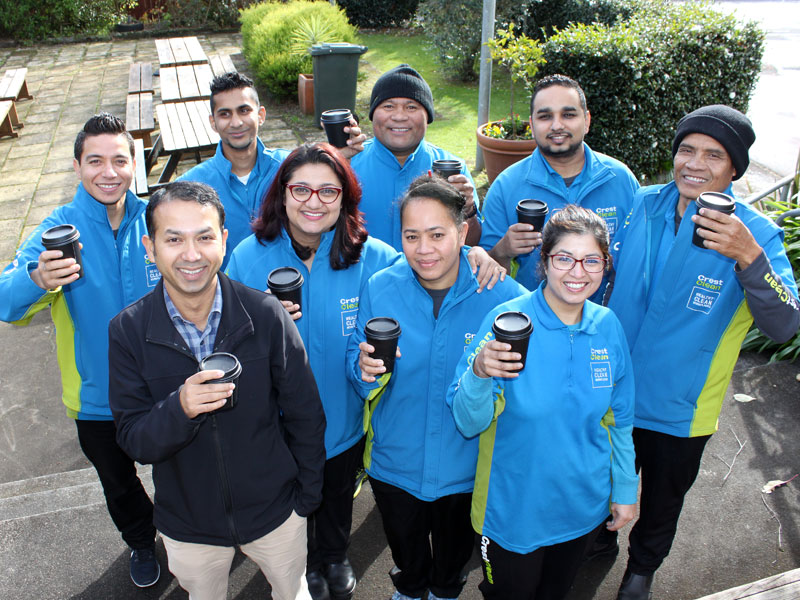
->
[[285, 184, 342, 204], [548, 253, 607, 273]]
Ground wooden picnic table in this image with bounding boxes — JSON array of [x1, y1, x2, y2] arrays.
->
[[150, 100, 219, 184], [159, 63, 214, 103], [155, 37, 208, 67]]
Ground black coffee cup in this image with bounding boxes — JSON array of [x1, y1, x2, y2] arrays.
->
[[199, 352, 242, 412], [267, 267, 304, 310], [516, 199, 549, 232], [492, 311, 533, 372], [41, 224, 83, 280], [432, 159, 462, 179], [692, 191, 736, 248], [321, 108, 352, 148], [365, 317, 401, 374]]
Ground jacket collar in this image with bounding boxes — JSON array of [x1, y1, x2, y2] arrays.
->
[[73, 183, 142, 228], [146, 272, 254, 356], [401, 246, 479, 301], [527, 142, 608, 189], [211, 137, 267, 180], [278, 226, 336, 258], [532, 281, 599, 334], [369, 136, 429, 171]]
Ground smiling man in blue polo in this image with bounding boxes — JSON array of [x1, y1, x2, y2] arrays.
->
[[601, 105, 800, 600]]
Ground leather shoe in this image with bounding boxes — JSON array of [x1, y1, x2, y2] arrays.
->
[[617, 568, 654, 600], [325, 559, 357, 599], [307, 570, 331, 600]]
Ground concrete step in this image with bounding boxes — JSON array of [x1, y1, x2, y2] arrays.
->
[[0, 465, 153, 524]]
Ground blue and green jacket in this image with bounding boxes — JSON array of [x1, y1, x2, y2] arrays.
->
[[608, 182, 799, 437], [448, 285, 638, 553], [479, 143, 638, 296], [177, 138, 289, 268], [346, 248, 527, 501], [351, 137, 479, 250], [226, 229, 399, 458], [0, 185, 160, 420]]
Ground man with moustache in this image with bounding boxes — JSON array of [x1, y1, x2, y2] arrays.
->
[[0, 113, 161, 587], [480, 74, 638, 295], [602, 105, 799, 599], [178, 72, 364, 266], [108, 181, 326, 600]]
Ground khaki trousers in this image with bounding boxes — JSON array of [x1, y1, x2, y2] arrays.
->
[[161, 510, 311, 600]]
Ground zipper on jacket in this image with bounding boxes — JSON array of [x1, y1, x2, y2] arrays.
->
[[211, 416, 241, 544], [568, 330, 575, 384]]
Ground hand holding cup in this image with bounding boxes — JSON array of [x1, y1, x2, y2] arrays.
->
[[180, 369, 234, 419], [358, 341, 402, 383]]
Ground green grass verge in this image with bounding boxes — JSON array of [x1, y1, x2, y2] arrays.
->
[[355, 30, 522, 170]]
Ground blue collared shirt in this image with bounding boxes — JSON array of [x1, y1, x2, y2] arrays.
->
[[164, 279, 223, 361]]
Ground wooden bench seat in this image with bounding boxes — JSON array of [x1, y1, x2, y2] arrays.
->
[[209, 54, 236, 77], [0, 100, 20, 139], [131, 138, 149, 197], [155, 37, 208, 67], [151, 100, 219, 184], [160, 64, 214, 103], [126, 92, 155, 146], [128, 63, 153, 95], [0, 68, 33, 102]]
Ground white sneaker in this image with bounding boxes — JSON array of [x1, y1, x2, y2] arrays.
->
[[390, 591, 421, 600]]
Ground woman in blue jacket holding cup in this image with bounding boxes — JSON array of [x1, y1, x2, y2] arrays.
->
[[447, 205, 638, 600], [227, 144, 503, 600], [347, 175, 527, 600]]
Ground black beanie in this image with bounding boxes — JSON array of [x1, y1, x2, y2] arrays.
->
[[671, 105, 755, 180], [369, 64, 434, 124]]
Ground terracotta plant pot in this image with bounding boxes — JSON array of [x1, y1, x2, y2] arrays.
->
[[298, 73, 314, 115], [476, 122, 537, 184]]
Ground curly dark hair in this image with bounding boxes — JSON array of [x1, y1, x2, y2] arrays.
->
[[400, 173, 467, 227], [537, 204, 610, 279], [251, 143, 368, 270], [209, 71, 259, 112]]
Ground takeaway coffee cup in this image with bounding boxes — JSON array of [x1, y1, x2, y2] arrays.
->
[[199, 352, 242, 412], [267, 267, 304, 310], [492, 311, 533, 372], [41, 224, 83, 280], [432, 159, 462, 179], [516, 199, 549, 232], [321, 108, 352, 148], [692, 191, 736, 248], [365, 317, 402, 374]]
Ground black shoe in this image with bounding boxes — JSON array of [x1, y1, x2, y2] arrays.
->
[[616, 568, 654, 600], [129, 546, 160, 588], [307, 570, 332, 600], [584, 537, 619, 561], [325, 558, 357, 599]]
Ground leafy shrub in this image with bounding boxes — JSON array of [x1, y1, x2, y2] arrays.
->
[[0, 0, 132, 40], [241, 1, 358, 101], [337, 0, 419, 29], [520, 0, 640, 40], [144, 0, 251, 29], [417, 0, 528, 81], [538, 0, 764, 179]]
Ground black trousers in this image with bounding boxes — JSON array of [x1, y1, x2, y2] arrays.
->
[[370, 477, 474, 599], [75, 419, 156, 549], [625, 427, 711, 575], [307, 437, 364, 571], [478, 523, 604, 600]]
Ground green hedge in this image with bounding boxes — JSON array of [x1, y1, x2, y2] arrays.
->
[[240, 0, 358, 101], [539, 0, 764, 179], [0, 0, 129, 40], [337, 0, 419, 29]]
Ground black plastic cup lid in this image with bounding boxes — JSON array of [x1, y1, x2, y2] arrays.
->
[[321, 108, 352, 123], [516, 199, 549, 216], [432, 159, 462, 169], [492, 311, 533, 339], [199, 352, 242, 380], [697, 192, 735, 211], [365, 317, 401, 340], [42, 224, 80, 246], [268, 267, 304, 291]]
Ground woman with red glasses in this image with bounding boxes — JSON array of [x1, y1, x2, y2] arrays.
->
[[226, 143, 504, 600], [447, 204, 638, 600]]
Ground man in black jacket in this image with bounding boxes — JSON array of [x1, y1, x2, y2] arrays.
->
[[108, 181, 326, 600]]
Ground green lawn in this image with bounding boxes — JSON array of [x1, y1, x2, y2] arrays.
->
[[355, 30, 525, 169]]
